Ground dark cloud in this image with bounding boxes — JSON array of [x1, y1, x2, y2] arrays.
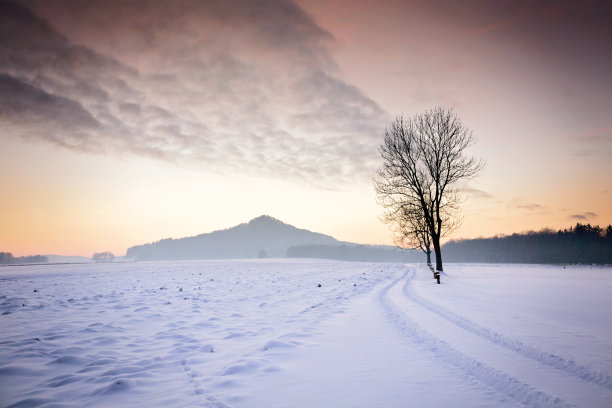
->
[[0, 0, 66, 49], [569, 212, 598, 220], [22, 0, 337, 70], [0, 74, 100, 132], [2, 0, 387, 188], [290, 71, 385, 135], [423, 0, 612, 48]]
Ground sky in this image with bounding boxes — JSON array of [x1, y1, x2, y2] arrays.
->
[[1, 0, 611, 257]]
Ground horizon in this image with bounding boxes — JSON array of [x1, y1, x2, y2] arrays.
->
[[1, 0, 611, 257], [7, 214, 611, 259]]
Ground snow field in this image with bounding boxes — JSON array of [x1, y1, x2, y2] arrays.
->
[[1, 260, 611, 407], [0, 260, 394, 407]]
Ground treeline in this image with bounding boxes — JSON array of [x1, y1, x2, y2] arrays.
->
[[286, 244, 423, 262], [442, 223, 612, 264], [92, 251, 115, 262], [0, 252, 49, 265]]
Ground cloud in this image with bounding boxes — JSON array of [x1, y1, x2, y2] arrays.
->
[[0, 74, 98, 128], [514, 203, 546, 212], [463, 186, 493, 199], [569, 125, 612, 158], [569, 212, 598, 221], [0, 73, 105, 151], [2, 0, 388, 188]]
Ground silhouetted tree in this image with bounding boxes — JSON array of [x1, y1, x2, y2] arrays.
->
[[92, 251, 115, 262], [0, 252, 14, 264], [381, 201, 432, 263], [375, 107, 483, 273]]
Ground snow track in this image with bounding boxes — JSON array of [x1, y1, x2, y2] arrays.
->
[[379, 267, 612, 408], [379, 269, 573, 408], [402, 268, 612, 392], [2, 261, 611, 407]]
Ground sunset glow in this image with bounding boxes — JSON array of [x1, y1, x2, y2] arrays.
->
[[1, 0, 610, 257]]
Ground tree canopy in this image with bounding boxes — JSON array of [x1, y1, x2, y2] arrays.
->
[[375, 107, 483, 272]]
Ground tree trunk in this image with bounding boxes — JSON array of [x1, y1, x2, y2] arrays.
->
[[426, 248, 431, 264], [433, 237, 443, 271]]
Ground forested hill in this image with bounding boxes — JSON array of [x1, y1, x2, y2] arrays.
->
[[126, 215, 423, 262], [442, 223, 612, 264], [126, 215, 338, 260]]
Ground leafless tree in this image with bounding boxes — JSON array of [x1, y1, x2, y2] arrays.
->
[[374, 107, 483, 273], [381, 200, 432, 263]]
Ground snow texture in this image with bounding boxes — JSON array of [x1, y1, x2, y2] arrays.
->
[[1, 260, 611, 407]]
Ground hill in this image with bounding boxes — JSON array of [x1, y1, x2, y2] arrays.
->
[[126, 215, 334, 260], [126, 215, 421, 262]]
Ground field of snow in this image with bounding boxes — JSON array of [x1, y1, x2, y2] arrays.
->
[[1, 260, 611, 407]]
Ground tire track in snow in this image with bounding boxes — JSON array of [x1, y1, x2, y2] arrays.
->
[[379, 269, 575, 408], [403, 267, 612, 392]]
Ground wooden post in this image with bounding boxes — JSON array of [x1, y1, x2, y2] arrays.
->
[[428, 263, 441, 284]]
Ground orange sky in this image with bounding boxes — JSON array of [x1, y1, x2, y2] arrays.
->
[[1, 0, 610, 256]]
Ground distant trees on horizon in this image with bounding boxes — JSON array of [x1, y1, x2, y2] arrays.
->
[[92, 251, 115, 262], [442, 223, 612, 265], [286, 244, 422, 263], [3, 222, 610, 266], [0, 252, 49, 265]]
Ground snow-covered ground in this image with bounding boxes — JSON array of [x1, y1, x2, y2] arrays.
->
[[1, 260, 611, 407]]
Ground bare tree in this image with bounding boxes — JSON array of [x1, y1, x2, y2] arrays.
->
[[381, 200, 432, 263], [374, 107, 483, 273]]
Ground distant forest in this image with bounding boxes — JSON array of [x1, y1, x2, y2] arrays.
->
[[0, 252, 49, 265], [3, 223, 611, 266], [286, 244, 422, 262], [442, 223, 612, 264]]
